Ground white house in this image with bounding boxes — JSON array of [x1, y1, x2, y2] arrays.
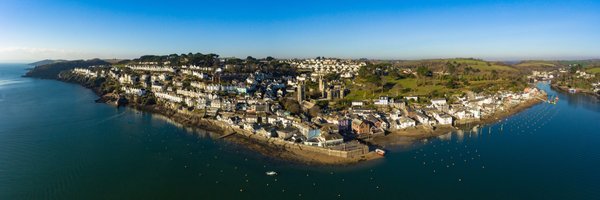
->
[[154, 92, 183, 103], [351, 101, 364, 107], [435, 114, 453, 125], [431, 98, 447, 106], [375, 96, 390, 106], [405, 96, 418, 101], [122, 87, 146, 96], [397, 117, 416, 129], [415, 113, 431, 125]]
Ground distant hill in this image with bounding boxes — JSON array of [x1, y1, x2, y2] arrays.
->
[[513, 61, 560, 70], [28, 59, 68, 66], [103, 59, 127, 64], [24, 59, 111, 79], [388, 58, 518, 72], [513, 59, 600, 71]]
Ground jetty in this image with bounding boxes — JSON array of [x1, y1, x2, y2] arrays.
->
[[217, 131, 237, 139]]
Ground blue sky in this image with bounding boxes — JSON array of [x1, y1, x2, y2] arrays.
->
[[1, 0, 599, 62]]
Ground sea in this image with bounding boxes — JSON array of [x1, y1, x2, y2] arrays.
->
[[1, 63, 600, 199]]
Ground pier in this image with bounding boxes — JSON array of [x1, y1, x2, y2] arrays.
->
[[217, 131, 237, 139]]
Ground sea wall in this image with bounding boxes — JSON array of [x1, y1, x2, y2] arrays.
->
[[170, 109, 370, 159]]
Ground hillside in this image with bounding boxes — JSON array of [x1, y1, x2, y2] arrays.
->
[[344, 58, 526, 101], [514, 60, 600, 71], [514, 61, 559, 69], [24, 59, 110, 79], [28, 59, 68, 66], [387, 58, 517, 72], [586, 67, 600, 74]]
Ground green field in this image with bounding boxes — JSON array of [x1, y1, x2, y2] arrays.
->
[[515, 60, 600, 69], [515, 61, 558, 68], [343, 75, 521, 102], [441, 59, 517, 71], [344, 77, 445, 101], [389, 58, 517, 72], [341, 58, 526, 102], [586, 67, 600, 74]]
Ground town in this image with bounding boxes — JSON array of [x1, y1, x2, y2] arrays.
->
[[62, 55, 546, 162], [527, 64, 600, 96]]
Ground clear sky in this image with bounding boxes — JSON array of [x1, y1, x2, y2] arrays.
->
[[1, 0, 599, 62]]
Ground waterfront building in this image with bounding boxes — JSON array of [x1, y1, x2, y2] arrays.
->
[[351, 119, 371, 135], [397, 116, 416, 129]]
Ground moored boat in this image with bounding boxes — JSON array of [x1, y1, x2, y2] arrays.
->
[[265, 171, 278, 176], [375, 149, 386, 156]]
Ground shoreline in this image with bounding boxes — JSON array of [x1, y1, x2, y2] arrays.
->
[[551, 83, 600, 99], [373, 95, 545, 147], [140, 104, 382, 165], [58, 79, 382, 165], [56, 76, 544, 165]]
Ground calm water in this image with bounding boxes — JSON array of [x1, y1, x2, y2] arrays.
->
[[1, 63, 600, 199]]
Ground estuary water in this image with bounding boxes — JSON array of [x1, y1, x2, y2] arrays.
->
[[1, 63, 600, 199]]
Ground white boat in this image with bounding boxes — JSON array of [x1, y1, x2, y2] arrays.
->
[[265, 171, 278, 176], [375, 149, 386, 156]]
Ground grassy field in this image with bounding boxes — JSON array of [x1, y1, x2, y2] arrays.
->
[[341, 58, 525, 102], [514, 61, 558, 68], [586, 67, 600, 74], [344, 76, 521, 101], [514, 60, 600, 69], [441, 59, 517, 71], [389, 58, 517, 72], [344, 77, 446, 100]]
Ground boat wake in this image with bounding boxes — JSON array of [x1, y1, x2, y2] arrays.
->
[[0, 79, 25, 87]]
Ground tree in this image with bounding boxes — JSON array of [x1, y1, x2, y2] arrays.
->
[[358, 64, 383, 87], [282, 99, 301, 115], [315, 100, 329, 108], [246, 56, 258, 65], [446, 63, 457, 75], [308, 105, 321, 117], [226, 58, 242, 65], [324, 73, 340, 81], [417, 66, 432, 77], [446, 77, 460, 89], [429, 90, 443, 98]]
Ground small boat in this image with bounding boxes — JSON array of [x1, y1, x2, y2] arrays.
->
[[375, 149, 386, 156], [265, 171, 278, 176]]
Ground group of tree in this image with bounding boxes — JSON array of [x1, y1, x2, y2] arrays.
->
[[358, 63, 390, 87], [280, 98, 301, 115], [130, 53, 220, 67]]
